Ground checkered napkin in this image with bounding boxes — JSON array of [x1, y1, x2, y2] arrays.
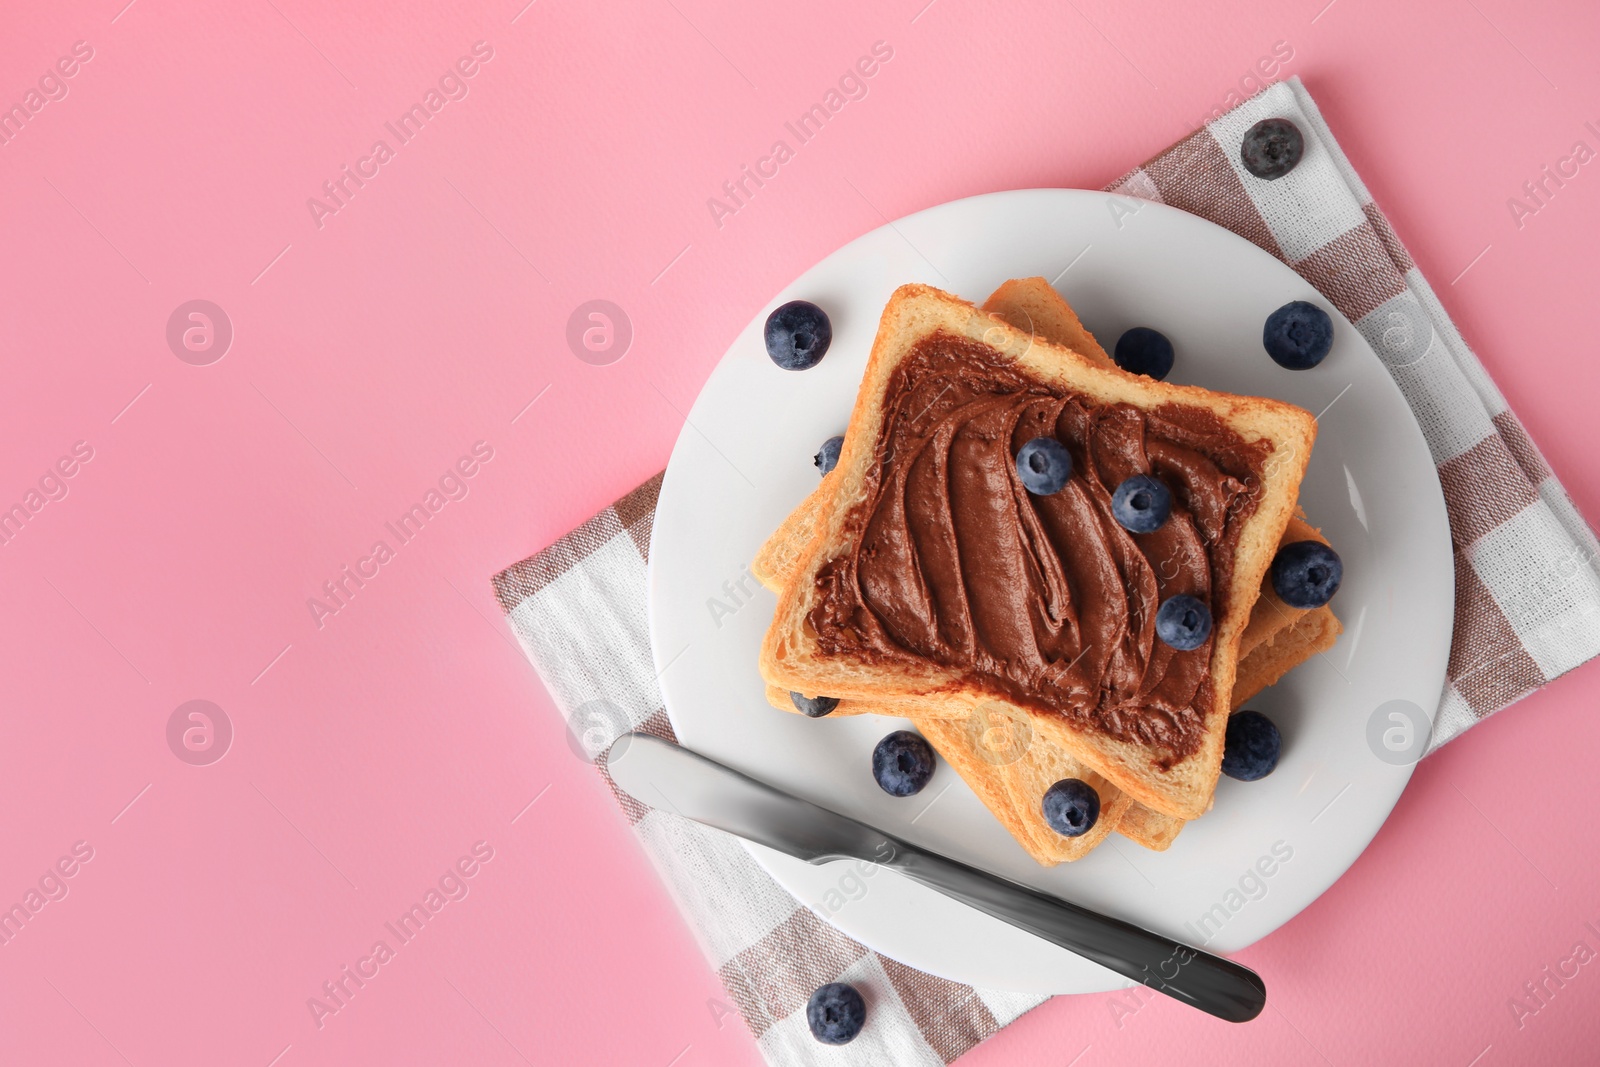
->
[[491, 76, 1600, 1064]]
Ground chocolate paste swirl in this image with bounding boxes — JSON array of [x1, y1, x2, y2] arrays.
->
[[808, 333, 1272, 761]]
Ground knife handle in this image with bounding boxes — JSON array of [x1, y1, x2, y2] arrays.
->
[[880, 843, 1266, 1022]]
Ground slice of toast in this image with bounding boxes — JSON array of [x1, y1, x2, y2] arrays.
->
[[981, 276, 1117, 371], [919, 712, 1134, 862], [755, 280, 1333, 862], [759, 284, 1317, 820], [1113, 796, 1186, 851], [1234, 600, 1342, 705], [757, 279, 1338, 730]]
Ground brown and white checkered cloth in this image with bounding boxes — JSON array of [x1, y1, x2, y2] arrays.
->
[[491, 77, 1600, 1064]]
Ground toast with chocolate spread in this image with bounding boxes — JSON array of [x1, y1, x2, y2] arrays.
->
[[758, 283, 1318, 820], [756, 280, 1338, 728], [755, 279, 1337, 862]]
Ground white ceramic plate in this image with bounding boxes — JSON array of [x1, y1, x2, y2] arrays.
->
[[648, 189, 1453, 994]]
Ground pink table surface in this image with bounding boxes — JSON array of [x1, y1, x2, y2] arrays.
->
[[2, 0, 1597, 1064]]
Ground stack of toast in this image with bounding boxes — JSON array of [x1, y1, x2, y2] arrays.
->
[[754, 279, 1341, 865]]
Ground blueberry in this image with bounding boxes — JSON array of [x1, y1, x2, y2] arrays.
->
[[1113, 327, 1175, 381], [814, 435, 844, 476], [1263, 301, 1333, 370], [872, 730, 936, 797], [1270, 541, 1343, 608], [1111, 474, 1172, 534], [1041, 778, 1100, 837], [1015, 437, 1073, 495], [1155, 594, 1212, 651], [765, 300, 832, 370], [806, 982, 866, 1045], [1240, 118, 1305, 180], [1222, 710, 1281, 781], [790, 692, 839, 718]]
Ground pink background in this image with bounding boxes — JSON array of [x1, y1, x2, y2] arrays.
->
[[2, 0, 1597, 1063]]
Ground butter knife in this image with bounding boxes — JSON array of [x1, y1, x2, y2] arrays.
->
[[606, 732, 1265, 1022]]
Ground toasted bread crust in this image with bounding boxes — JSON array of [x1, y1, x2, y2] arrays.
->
[[981, 277, 1115, 371]]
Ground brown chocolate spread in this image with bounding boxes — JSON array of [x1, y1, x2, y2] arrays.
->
[[808, 331, 1272, 761]]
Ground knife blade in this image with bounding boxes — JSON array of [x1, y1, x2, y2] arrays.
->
[[606, 732, 1265, 1023]]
